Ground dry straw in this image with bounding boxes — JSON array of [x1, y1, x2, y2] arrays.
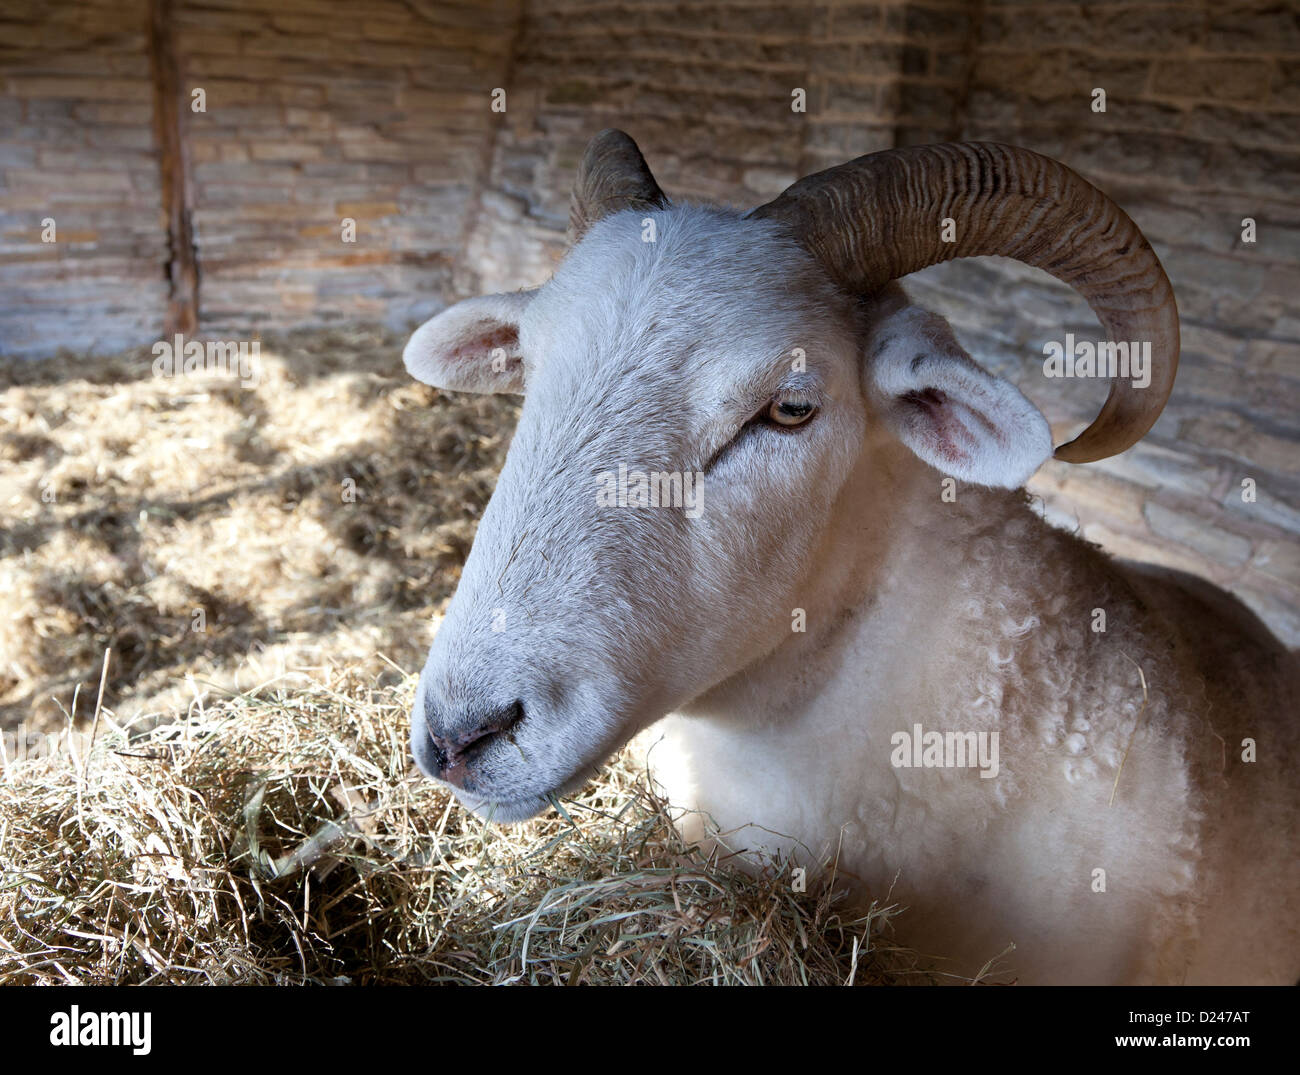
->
[[1, 663, 917, 985], [0, 327, 515, 731]]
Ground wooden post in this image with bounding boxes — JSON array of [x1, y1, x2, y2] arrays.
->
[[148, 0, 199, 337]]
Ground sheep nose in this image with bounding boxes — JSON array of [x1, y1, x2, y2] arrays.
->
[[416, 700, 524, 786]]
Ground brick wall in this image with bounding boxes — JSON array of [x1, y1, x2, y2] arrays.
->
[[173, 0, 518, 333], [0, 0, 517, 353], [0, 0, 169, 355], [2, 0, 1298, 642], [901, 0, 1300, 642], [465, 2, 904, 292]]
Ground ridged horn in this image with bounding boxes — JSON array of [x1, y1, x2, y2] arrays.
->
[[568, 129, 669, 245], [748, 142, 1179, 463]]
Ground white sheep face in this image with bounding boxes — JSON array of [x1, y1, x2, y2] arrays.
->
[[403, 204, 1051, 820]]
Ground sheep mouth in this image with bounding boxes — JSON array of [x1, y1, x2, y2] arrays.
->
[[450, 762, 604, 824], [456, 792, 553, 823]]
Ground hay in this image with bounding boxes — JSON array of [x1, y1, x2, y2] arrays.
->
[[0, 663, 915, 985], [0, 326, 516, 730]]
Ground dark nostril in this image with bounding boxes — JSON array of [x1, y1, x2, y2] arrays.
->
[[425, 732, 449, 773], [428, 700, 525, 763]]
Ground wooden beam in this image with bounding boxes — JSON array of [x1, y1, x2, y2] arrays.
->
[[147, 0, 198, 337]]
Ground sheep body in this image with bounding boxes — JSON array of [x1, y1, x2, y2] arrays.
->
[[651, 450, 1300, 984]]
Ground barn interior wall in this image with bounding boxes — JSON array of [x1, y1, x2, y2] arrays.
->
[[2, 0, 1298, 642], [0, 0, 168, 356], [0, 0, 518, 353]]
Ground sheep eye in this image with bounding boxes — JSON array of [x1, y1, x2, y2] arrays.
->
[[767, 398, 816, 427]]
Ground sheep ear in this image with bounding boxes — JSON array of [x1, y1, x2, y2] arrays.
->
[[866, 307, 1052, 489], [403, 289, 536, 394]]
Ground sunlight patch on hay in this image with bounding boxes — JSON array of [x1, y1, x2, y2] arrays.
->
[[0, 327, 516, 729]]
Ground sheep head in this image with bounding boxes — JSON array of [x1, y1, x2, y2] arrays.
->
[[400, 130, 1179, 819]]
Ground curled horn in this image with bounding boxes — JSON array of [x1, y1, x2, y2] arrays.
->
[[568, 129, 669, 246], [747, 142, 1179, 463]]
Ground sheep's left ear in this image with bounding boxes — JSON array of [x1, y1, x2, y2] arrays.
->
[[403, 289, 536, 394], [866, 307, 1052, 489]]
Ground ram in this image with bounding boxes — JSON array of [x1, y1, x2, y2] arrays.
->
[[402, 131, 1299, 985]]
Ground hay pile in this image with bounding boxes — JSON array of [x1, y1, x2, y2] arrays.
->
[[0, 664, 912, 985], [0, 326, 515, 729]]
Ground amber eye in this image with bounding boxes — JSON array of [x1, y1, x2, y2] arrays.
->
[[767, 398, 816, 427]]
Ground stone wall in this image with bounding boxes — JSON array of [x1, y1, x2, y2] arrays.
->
[[1, 0, 1298, 641], [915, 0, 1300, 642], [0, 0, 168, 355], [172, 0, 518, 333], [0, 0, 517, 353]]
